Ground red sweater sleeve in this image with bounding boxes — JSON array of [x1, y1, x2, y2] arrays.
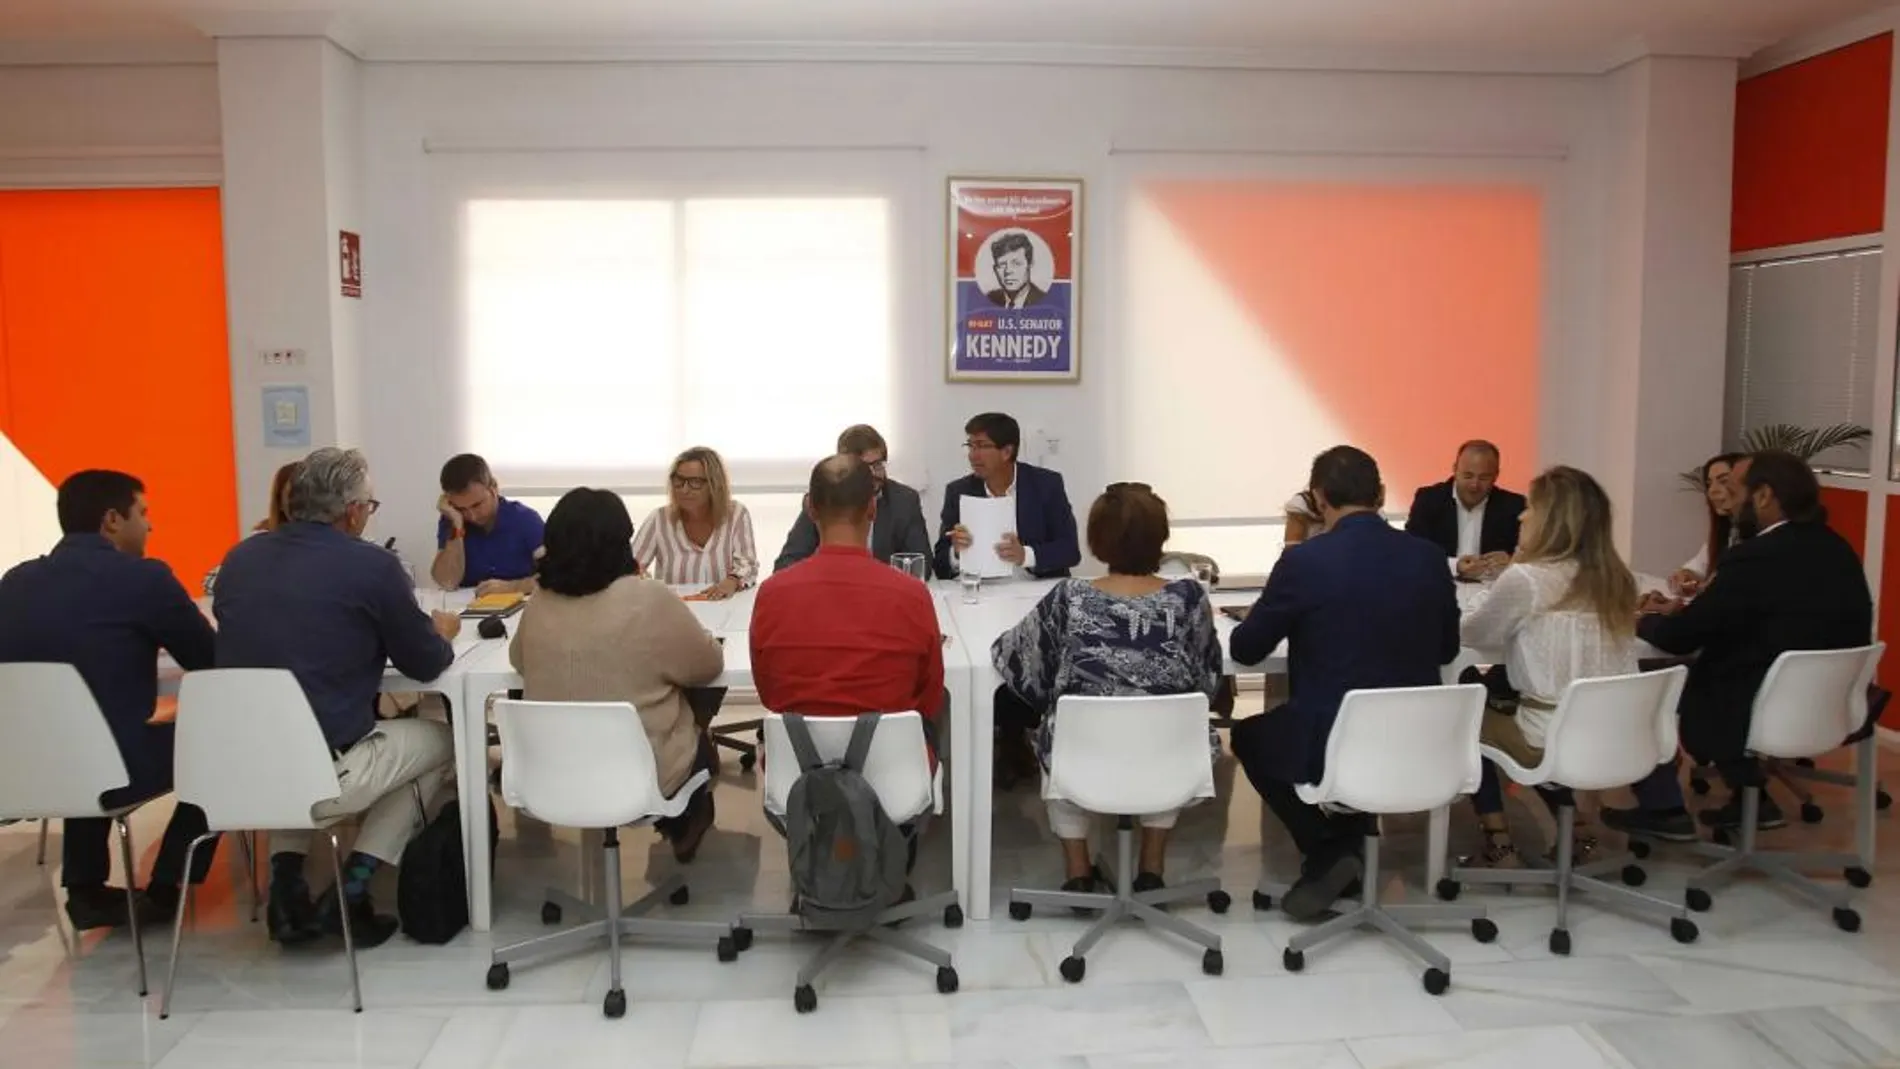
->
[[915, 588, 944, 720]]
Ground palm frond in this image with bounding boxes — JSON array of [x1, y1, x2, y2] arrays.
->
[[1678, 422, 1873, 490]]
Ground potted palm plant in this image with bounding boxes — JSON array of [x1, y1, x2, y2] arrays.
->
[[1680, 423, 1871, 491]]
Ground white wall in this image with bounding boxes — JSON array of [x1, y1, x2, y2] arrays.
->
[[0, 63, 220, 188], [356, 60, 1648, 567]]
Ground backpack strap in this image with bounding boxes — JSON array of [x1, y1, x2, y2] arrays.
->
[[782, 714, 826, 773], [841, 713, 880, 774]]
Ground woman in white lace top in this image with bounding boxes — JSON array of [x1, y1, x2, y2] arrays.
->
[[1459, 465, 1639, 868]]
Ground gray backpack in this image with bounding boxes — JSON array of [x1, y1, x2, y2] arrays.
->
[[782, 713, 908, 929]]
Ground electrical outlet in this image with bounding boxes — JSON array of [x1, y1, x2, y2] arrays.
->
[[260, 348, 306, 368]]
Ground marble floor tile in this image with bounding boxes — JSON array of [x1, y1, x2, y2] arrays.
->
[[1349, 1025, 1630, 1069], [1435, 955, 1689, 1031], [689, 994, 950, 1067], [1591, 1006, 1900, 1069], [949, 983, 1210, 1062], [1632, 940, 1900, 1014], [0, 1008, 200, 1069], [465, 1001, 700, 1069], [1826, 1001, 1900, 1057], [1087, 1043, 1360, 1069], [152, 1008, 451, 1068], [1184, 972, 1461, 1046]]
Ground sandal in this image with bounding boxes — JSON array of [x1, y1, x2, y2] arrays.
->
[[1459, 827, 1524, 870]]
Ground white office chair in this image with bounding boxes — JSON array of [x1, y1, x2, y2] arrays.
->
[[1681, 644, 1884, 932], [160, 669, 362, 1019], [1443, 667, 1699, 953], [0, 663, 160, 996], [733, 711, 960, 1014], [486, 699, 738, 1019], [1270, 683, 1497, 995], [1005, 694, 1229, 981]]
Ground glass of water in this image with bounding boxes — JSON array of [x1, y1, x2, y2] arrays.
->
[[890, 552, 929, 582], [959, 570, 982, 605]]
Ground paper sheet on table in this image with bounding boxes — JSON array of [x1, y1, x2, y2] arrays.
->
[[958, 495, 1017, 579]]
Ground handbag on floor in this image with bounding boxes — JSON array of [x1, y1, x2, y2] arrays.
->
[[397, 793, 499, 945]]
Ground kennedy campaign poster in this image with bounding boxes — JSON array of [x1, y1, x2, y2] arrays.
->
[[947, 178, 1082, 382]]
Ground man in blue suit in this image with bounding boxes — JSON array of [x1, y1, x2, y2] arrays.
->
[[932, 412, 1079, 580], [1230, 446, 1461, 920]]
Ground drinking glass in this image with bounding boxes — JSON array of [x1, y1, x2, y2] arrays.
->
[[890, 552, 929, 582], [1190, 560, 1216, 598], [959, 571, 982, 605]]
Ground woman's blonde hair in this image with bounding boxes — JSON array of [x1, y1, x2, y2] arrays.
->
[[1517, 465, 1637, 637], [667, 446, 733, 526]]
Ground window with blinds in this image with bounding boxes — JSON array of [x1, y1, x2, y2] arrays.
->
[[1724, 248, 1880, 474]]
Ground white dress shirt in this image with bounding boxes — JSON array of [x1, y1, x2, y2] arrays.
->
[[1455, 495, 1487, 558]]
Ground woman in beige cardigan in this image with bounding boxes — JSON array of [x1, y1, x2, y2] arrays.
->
[[510, 488, 725, 861]]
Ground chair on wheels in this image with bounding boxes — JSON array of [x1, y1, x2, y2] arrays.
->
[[486, 699, 739, 1019], [0, 663, 164, 997], [710, 717, 763, 771], [1686, 686, 1893, 827], [161, 669, 363, 1019], [734, 711, 960, 1014], [1005, 694, 1229, 982], [1681, 644, 1884, 932], [1265, 683, 1498, 995], [1443, 667, 1699, 953]]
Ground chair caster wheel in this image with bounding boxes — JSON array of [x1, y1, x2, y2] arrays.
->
[[1008, 901, 1032, 922], [1202, 948, 1224, 976], [1801, 802, 1824, 824], [1621, 865, 1647, 887], [1471, 918, 1498, 944], [1059, 956, 1086, 984], [1282, 948, 1305, 973], [1252, 890, 1274, 911], [936, 966, 959, 994], [1835, 907, 1863, 933], [1548, 928, 1571, 956], [717, 936, 738, 963], [1435, 878, 1461, 902], [1685, 887, 1712, 913], [732, 926, 754, 952], [1671, 917, 1698, 944], [1629, 839, 1651, 860], [602, 989, 626, 1019], [1711, 827, 1733, 848], [541, 902, 561, 925], [944, 904, 965, 928], [1689, 774, 1710, 796], [739, 752, 757, 771], [1207, 890, 1232, 914], [1846, 866, 1873, 889], [485, 963, 510, 991], [669, 885, 690, 906], [794, 984, 818, 1013], [1422, 968, 1450, 995], [1878, 790, 1892, 811], [1794, 757, 1816, 768]]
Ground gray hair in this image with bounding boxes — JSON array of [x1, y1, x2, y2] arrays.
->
[[287, 447, 372, 524]]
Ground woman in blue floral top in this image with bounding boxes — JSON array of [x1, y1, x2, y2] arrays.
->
[[992, 483, 1223, 895]]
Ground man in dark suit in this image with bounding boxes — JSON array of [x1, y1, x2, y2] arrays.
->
[[1605, 451, 1873, 840], [0, 470, 221, 930], [983, 232, 1050, 309], [932, 411, 1079, 580], [773, 424, 930, 572], [1230, 446, 1462, 920], [1405, 440, 1527, 582]]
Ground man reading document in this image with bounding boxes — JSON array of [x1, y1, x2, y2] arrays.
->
[[932, 412, 1079, 580]]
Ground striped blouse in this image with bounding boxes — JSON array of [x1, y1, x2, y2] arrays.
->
[[632, 503, 759, 588]]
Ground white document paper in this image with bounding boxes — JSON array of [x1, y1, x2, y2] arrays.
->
[[958, 495, 1018, 579]]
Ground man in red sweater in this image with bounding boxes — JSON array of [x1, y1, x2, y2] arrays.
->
[[751, 453, 945, 759]]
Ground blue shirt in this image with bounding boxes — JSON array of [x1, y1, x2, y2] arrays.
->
[[435, 498, 544, 588], [0, 535, 216, 787], [214, 522, 453, 751]]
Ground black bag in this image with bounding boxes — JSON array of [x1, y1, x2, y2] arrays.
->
[[397, 794, 499, 945]]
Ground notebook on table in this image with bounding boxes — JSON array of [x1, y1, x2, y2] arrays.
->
[[460, 592, 527, 619]]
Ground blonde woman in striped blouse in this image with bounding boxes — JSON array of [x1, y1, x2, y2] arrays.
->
[[632, 446, 759, 600]]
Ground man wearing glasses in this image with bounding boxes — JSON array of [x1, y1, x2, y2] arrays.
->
[[431, 453, 545, 595], [932, 411, 1079, 580], [772, 425, 930, 572]]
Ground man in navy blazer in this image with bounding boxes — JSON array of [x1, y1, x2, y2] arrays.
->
[[1404, 440, 1526, 581], [932, 412, 1080, 579], [1230, 446, 1461, 920]]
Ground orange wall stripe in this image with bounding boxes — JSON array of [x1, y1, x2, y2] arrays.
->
[[1732, 34, 1893, 253], [1821, 485, 1870, 560], [0, 189, 237, 585]]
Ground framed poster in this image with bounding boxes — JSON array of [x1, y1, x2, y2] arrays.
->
[[946, 177, 1082, 383]]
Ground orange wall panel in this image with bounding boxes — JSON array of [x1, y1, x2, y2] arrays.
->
[[0, 188, 236, 584], [1879, 497, 1900, 717], [1821, 486, 1869, 560], [1732, 34, 1893, 253]]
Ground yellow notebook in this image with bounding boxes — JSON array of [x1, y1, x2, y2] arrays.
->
[[461, 592, 527, 618]]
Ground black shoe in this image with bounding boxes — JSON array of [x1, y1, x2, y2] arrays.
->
[[1060, 871, 1105, 916], [1601, 805, 1698, 843], [134, 884, 182, 926], [1132, 872, 1166, 894], [267, 881, 322, 946], [1697, 794, 1787, 832], [1282, 854, 1363, 922], [64, 886, 134, 931], [315, 888, 401, 949]]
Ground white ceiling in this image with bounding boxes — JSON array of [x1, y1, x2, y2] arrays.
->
[[0, 0, 1887, 70]]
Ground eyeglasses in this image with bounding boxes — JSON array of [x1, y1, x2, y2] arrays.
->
[[865, 458, 889, 473], [670, 476, 709, 491], [362, 499, 381, 515], [963, 439, 998, 452]]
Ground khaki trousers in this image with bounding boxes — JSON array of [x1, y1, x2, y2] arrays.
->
[[275, 719, 454, 864]]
